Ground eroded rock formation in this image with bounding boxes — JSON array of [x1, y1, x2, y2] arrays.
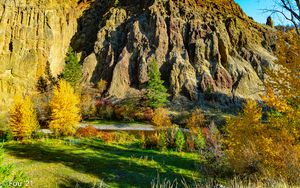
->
[[75, 0, 277, 105], [0, 0, 78, 111]]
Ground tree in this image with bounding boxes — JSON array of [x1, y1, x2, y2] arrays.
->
[[9, 95, 39, 140], [49, 80, 81, 136], [36, 61, 57, 94], [224, 100, 300, 184], [62, 49, 82, 89], [97, 79, 108, 95], [175, 128, 186, 152], [186, 108, 205, 133], [145, 59, 169, 109], [263, 0, 300, 34], [151, 108, 172, 127]]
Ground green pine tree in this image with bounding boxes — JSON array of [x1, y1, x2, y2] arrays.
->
[[62, 49, 82, 89], [145, 59, 169, 109]]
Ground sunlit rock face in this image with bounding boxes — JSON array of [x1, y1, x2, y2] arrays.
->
[[0, 0, 278, 113], [76, 0, 277, 105], [0, 0, 78, 111]]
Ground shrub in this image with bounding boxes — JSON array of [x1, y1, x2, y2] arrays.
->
[[186, 108, 205, 132], [194, 129, 206, 150], [143, 131, 159, 149], [175, 129, 185, 152], [49, 80, 81, 136], [143, 108, 154, 121], [97, 79, 107, 95], [97, 131, 114, 143], [76, 125, 98, 138], [151, 108, 172, 127], [224, 100, 300, 184], [113, 98, 139, 121], [9, 95, 39, 140], [80, 94, 96, 119], [157, 131, 168, 151], [95, 99, 114, 120]]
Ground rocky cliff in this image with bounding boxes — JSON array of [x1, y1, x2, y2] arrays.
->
[[75, 0, 277, 106], [0, 0, 278, 113], [0, 0, 78, 111]]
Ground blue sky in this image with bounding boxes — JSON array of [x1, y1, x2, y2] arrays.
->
[[234, 0, 288, 25]]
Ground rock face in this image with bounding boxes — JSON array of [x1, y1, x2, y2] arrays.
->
[[76, 0, 277, 105], [0, 0, 278, 112], [0, 0, 78, 110]]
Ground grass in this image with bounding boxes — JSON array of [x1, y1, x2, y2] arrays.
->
[[3, 138, 201, 188]]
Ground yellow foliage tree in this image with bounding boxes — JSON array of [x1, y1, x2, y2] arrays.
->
[[224, 100, 300, 184], [97, 79, 107, 94], [151, 108, 172, 127], [186, 108, 205, 133], [49, 80, 81, 136], [263, 30, 300, 140], [9, 95, 39, 140]]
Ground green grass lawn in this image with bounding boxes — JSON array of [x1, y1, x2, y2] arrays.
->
[[3, 138, 201, 188]]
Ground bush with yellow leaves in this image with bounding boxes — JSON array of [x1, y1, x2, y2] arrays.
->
[[49, 80, 81, 136], [9, 95, 39, 140], [151, 108, 172, 127], [224, 100, 300, 185]]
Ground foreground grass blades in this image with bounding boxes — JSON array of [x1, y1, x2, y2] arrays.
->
[[3, 138, 201, 188]]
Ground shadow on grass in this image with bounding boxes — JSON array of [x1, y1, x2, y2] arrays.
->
[[4, 139, 201, 187]]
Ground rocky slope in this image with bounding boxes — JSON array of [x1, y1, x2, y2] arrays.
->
[[0, 0, 278, 113], [75, 0, 277, 106], [0, 0, 78, 111]]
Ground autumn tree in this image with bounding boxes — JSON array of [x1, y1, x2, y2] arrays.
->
[[151, 108, 172, 127], [9, 95, 39, 140], [97, 79, 107, 95], [145, 59, 169, 109], [186, 108, 205, 133], [49, 80, 81, 136], [224, 100, 300, 184], [263, 0, 300, 34]]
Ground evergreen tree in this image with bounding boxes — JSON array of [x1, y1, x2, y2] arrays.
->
[[9, 96, 39, 140], [49, 80, 81, 136], [175, 129, 186, 152], [36, 61, 57, 93], [62, 49, 82, 89], [145, 59, 169, 109]]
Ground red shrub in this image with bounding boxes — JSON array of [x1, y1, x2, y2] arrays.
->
[[143, 108, 154, 121], [76, 125, 98, 138]]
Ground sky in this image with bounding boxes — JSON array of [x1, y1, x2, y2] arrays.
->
[[234, 0, 289, 25]]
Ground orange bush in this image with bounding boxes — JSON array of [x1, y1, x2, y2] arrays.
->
[[75, 125, 98, 138], [151, 108, 172, 127]]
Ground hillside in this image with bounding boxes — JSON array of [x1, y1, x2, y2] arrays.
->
[[0, 0, 277, 112], [74, 0, 277, 105]]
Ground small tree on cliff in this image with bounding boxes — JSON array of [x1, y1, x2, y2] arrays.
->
[[9, 95, 39, 140], [145, 59, 169, 109], [62, 49, 82, 89], [49, 80, 81, 136]]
